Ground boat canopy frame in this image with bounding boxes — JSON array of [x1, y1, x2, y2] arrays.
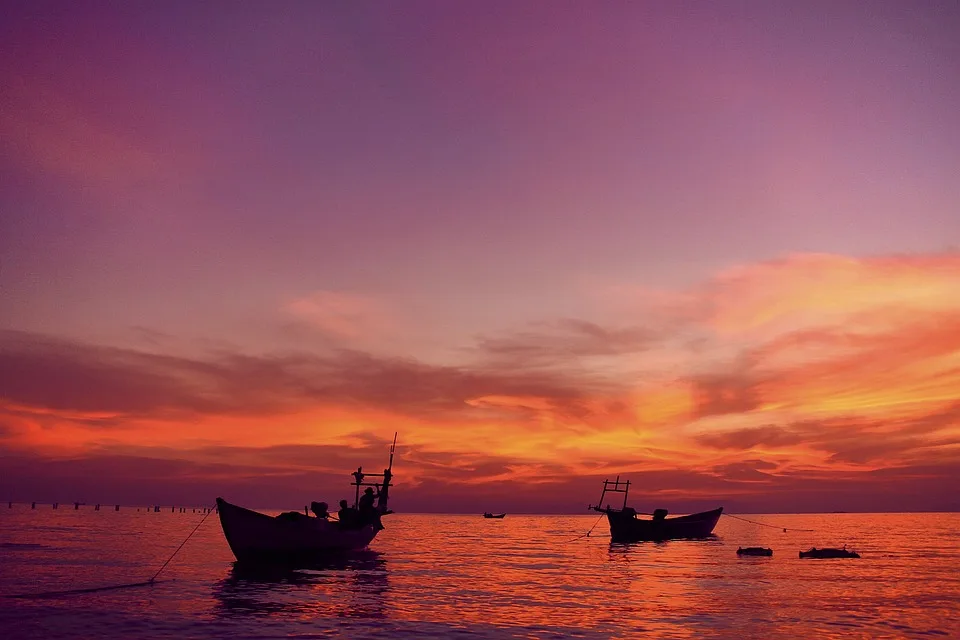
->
[[591, 476, 631, 512]]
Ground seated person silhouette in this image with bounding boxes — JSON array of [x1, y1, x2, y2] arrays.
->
[[337, 499, 359, 529]]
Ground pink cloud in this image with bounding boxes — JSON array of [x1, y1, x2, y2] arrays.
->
[[283, 291, 393, 343]]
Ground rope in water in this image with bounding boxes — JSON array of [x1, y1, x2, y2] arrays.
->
[[149, 505, 217, 582], [3, 504, 216, 599], [564, 512, 607, 543], [4, 580, 172, 599], [723, 513, 815, 532]]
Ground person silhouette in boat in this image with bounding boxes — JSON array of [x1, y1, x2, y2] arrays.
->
[[337, 499, 359, 528], [358, 487, 377, 522]]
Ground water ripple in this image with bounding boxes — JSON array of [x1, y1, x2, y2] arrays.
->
[[0, 511, 958, 638]]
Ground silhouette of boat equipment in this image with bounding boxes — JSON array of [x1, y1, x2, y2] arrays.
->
[[483, 512, 506, 519], [590, 477, 723, 542], [800, 547, 860, 559], [217, 434, 397, 563]]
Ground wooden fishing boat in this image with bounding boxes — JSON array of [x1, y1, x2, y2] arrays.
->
[[590, 477, 722, 542], [799, 546, 860, 559], [217, 434, 398, 564], [483, 512, 506, 519]]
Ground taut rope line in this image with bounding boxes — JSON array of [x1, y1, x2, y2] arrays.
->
[[564, 512, 606, 543], [4, 504, 217, 599], [723, 512, 815, 532]]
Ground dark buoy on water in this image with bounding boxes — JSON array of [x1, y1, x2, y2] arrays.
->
[[737, 546, 773, 557], [799, 547, 860, 559]]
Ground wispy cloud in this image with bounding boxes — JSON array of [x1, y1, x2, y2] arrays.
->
[[0, 80, 161, 188], [2, 251, 959, 511], [475, 318, 657, 369], [283, 291, 393, 342]]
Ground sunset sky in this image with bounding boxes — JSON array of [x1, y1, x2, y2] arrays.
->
[[2, 1, 959, 513]]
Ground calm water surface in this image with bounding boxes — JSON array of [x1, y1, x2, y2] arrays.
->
[[1, 507, 958, 639]]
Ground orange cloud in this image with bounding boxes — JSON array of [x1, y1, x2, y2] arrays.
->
[[2, 251, 959, 512], [700, 252, 960, 336]]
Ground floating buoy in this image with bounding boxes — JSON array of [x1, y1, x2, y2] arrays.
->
[[799, 547, 860, 559], [737, 546, 773, 557]]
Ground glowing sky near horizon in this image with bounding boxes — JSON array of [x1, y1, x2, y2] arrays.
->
[[1, 1, 959, 512]]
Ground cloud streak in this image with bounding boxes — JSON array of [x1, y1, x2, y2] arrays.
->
[[2, 251, 959, 511]]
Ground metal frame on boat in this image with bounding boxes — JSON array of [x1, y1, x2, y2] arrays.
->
[[217, 434, 398, 563], [590, 476, 723, 542]]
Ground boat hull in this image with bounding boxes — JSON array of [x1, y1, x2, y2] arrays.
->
[[605, 507, 723, 542], [216, 498, 380, 563]]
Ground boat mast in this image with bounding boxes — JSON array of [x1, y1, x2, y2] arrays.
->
[[349, 432, 398, 511]]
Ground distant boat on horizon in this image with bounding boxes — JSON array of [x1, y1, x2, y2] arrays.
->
[[217, 434, 398, 564], [483, 512, 506, 519], [590, 477, 722, 542]]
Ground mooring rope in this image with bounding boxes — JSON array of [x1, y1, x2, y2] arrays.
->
[[564, 512, 607, 543], [723, 513, 815, 532], [148, 505, 217, 582], [4, 580, 172, 599], [3, 504, 216, 599]]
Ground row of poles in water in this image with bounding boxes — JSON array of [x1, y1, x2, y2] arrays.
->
[[5, 501, 216, 513]]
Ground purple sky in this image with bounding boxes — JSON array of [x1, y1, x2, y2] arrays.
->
[[1, 2, 959, 512]]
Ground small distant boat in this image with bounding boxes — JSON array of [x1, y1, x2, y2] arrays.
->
[[737, 546, 773, 557], [217, 434, 398, 564], [590, 477, 722, 542], [799, 547, 860, 559], [483, 512, 506, 519]]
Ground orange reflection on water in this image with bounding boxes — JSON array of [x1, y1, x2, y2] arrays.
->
[[1, 509, 959, 638]]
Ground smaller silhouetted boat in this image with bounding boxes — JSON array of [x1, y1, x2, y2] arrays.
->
[[737, 546, 773, 557], [483, 512, 506, 519], [589, 477, 722, 542], [799, 546, 860, 559]]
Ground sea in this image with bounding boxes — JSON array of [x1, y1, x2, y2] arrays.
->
[[1, 507, 958, 639]]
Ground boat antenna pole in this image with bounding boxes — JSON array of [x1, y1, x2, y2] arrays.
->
[[388, 431, 398, 473], [379, 432, 397, 513]]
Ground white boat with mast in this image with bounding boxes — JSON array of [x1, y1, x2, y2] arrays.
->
[[216, 433, 398, 563]]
